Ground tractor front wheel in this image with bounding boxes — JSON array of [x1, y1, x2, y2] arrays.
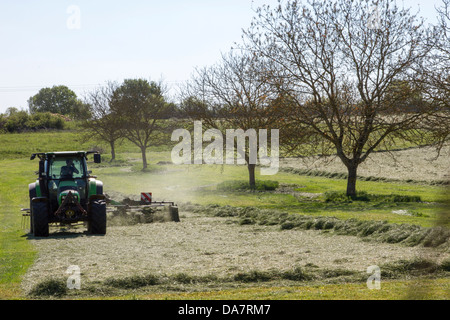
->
[[89, 199, 106, 235]]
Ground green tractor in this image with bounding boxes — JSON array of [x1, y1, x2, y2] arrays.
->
[[28, 151, 106, 237]]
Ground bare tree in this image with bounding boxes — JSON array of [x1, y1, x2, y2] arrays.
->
[[83, 82, 123, 161], [182, 51, 284, 187], [242, 0, 439, 197], [416, 0, 450, 151]]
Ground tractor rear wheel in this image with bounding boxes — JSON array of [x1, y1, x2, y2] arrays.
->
[[29, 199, 34, 234], [89, 199, 106, 235], [32, 200, 49, 237]]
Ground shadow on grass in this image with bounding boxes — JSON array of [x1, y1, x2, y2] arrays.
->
[[23, 229, 103, 240]]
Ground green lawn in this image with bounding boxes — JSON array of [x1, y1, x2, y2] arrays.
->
[[93, 156, 445, 228], [0, 159, 37, 298], [0, 130, 448, 299], [137, 279, 450, 300]]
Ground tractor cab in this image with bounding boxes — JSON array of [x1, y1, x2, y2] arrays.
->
[[48, 155, 86, 206], [28, 151, 106, 237]]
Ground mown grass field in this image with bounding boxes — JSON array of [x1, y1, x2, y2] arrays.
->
[[0, 130, 448, 300]]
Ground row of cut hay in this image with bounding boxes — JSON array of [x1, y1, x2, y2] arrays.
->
[[184, 203, 450, 250], [28, 256, 450, 298], [280, 167, 450, 186]]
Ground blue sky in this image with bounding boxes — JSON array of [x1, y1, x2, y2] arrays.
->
[[0, 0, 443, 113]]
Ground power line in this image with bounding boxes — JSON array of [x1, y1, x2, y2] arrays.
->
[[0, 80, 186, 93], [0, 84, 101, 93]]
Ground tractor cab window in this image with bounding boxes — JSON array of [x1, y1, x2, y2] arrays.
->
[[49, 157, 85, 180]]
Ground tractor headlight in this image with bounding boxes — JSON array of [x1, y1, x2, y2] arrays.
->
[[61, 193, 79, 203]]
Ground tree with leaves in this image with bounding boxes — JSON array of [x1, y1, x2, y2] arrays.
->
[[28, 85, 90, 120], [110, 79, 170, 169]]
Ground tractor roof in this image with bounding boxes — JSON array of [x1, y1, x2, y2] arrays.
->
[[30, 151, 99, 160]]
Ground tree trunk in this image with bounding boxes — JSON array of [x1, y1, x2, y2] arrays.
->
[[109, 141, 116, 162], [247, 163, 256, 188], [141, 146, 148, 170], [346, 163, 358, 198]]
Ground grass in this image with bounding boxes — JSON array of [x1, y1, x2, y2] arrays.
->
[[25, 279, 450, 300], [19, 140, 440, 228], [137, 278, 450, 300], [0, 159, 37, 298], [281, 167, 450, 186], [28, 278, 67, 297], [26, 257, 450, 299], [96, 161, 444, 227], [324, 191, 422, 203], [187, 204, 449, 248], [217, 180, 280, 191], [0, 131, 90, 160], [0, 130, 448, 300], [0, 130, 173, 160]]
